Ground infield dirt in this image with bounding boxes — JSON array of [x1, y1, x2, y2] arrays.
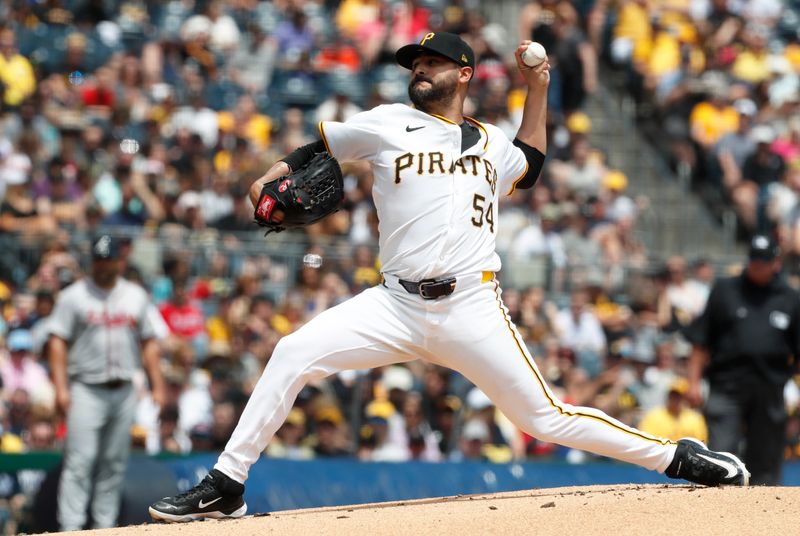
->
[[57, 483, 799, 536]]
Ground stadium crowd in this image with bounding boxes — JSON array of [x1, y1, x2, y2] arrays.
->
[[1, 3, 800, 519], [605, 0, 800, 251]]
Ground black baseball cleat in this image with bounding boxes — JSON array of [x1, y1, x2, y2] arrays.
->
[[149, 469, 247, 523], [665, 438, 750, 486]]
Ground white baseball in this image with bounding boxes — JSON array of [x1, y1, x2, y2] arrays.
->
[[521, 42, 547, 67]]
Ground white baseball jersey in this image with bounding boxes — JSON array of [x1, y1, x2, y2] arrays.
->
[[48, 277, 158, 384], [214, 103, 678, 488], [319, 103, 528, 281]]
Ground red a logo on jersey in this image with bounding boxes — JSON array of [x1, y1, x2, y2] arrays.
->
[[86, 311, 137, 327]]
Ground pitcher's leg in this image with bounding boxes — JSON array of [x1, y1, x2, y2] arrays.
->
[[216, 287, 420, 483], [432, 283, 676, 472]]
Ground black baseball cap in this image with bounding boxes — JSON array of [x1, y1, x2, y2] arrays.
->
[[748, 234, 780, 261], [91, 234, 120, 260], [395, 32, 475, 70]]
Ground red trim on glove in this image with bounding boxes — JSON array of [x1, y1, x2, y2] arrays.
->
[[255, 193, 277, 221]]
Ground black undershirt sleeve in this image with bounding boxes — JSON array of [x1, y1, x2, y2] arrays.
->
[[512, 138, 546, 190], [280, 139, 327, 172]]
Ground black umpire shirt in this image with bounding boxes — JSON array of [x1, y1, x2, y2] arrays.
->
[[684, 273, 800, 386]]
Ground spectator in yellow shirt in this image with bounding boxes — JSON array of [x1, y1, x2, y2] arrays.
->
[[731, 25, 771, 85], [217, 95, 272, 151], [0, 28, 36, 108], [336, 0, 380, 39], [639, 378, 708, 442], [689, 82, 739, 150], [611, 0, 653, 66]]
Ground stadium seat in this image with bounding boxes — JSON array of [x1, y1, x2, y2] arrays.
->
[[321, 69, 368, 106], [269, 69, 321, 108]]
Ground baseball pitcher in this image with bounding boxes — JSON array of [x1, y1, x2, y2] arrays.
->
[[150, 33, 749, 523]]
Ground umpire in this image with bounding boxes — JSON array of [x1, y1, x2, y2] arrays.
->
[[685, 234, 800, 485], [48, 235, 165, 530]]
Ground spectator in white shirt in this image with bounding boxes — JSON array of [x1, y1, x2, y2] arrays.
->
[[665, 256, 708, 325], [169, 92, 219, 149], [603, 170, 637, 223], [555, 288, 607, 377], [509, 203, 567, 269]]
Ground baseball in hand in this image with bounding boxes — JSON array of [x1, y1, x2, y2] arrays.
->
[[521, 42, 547, 67]]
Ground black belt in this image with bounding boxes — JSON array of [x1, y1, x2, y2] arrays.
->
[[96, 379, 129, 389], [397, 277, 457, 300]]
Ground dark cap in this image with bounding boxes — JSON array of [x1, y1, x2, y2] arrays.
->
[[91, 235, 120, 260], [395, 32, 475, 70], [748, 234, 780, 261]]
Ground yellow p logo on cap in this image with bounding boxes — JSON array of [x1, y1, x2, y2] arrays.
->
[[420, 33, 435, 46]]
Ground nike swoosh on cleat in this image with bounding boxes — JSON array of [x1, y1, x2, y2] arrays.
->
[[406, 126, 425, 132], [198, 497, 222, 509], [697, 453, 739, 479]]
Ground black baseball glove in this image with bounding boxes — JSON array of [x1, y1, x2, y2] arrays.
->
[[253, 153, 344, 234]]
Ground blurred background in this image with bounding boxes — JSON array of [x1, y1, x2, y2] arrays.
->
[[1, 0, 800, 532]]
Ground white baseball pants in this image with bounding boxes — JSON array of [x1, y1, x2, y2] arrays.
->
[[216, 277, 676, 483]]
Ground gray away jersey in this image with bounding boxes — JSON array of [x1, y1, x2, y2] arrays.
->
[[48, 277, 157, 384]]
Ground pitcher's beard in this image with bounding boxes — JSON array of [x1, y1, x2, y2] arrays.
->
[[408, 78, 457, 112]]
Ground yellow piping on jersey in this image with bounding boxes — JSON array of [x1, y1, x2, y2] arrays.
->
[[506, 162, 529, 196], [463, 116, 489, 151], [490, 281, 675, 447], [430, 113, 457, 125], [430, 114, 489, 152], [318, 121, 332, 154]]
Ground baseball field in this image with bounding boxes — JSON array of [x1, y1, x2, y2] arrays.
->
[[56, 484, 798, 535]]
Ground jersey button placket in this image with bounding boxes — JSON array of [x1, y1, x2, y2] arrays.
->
[[431, 126, 456, 270], [439, 137, 461, 267]]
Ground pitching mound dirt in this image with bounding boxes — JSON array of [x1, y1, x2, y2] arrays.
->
[[58, 484, 798, 536]]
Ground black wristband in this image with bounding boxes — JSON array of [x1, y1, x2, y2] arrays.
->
[[280, 139, 327, 172]]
